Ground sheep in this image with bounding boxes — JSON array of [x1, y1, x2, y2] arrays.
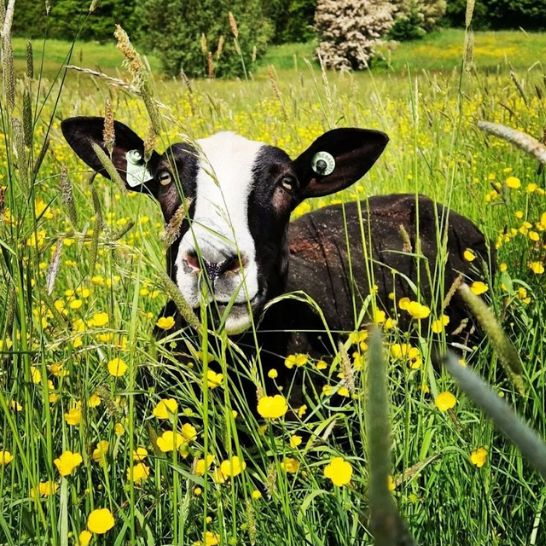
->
[[61, 117, 495, 403]]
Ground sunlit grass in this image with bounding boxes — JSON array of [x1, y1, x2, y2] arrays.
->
[[1, 25, 546, 546]]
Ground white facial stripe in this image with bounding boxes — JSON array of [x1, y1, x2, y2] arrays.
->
[[176, 132, 264, 315]]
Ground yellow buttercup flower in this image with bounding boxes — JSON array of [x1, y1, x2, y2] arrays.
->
[[251, 489, 262, 500], [156, 316, 176, 330], [181, 423, 197, 442], [387, 475, 396, 492], [88, 393, 101, 408], [435, 391, 457, 412], [54, 450, 83, 476], [114, 422, 125, 436], [505, 176, 521, 189], [126, 462, 150, 483], [267, 368, 278, 379], [529, 261, 544, 274], [431, 314, 450, 334], [64, 404, 82, 426], [405, 301, 431, 320], [289, 435, 302, 448], [257, 394, 288, 419], [78, 530, 92, 546], [324, 457, 352, 486], [373, 308, 386, 324], [469, 447, 488, 468], [206, 369, 224, 389], [89, 312, 109, 327], [10, 400, 22, 411], [87, 508, 115, 534], [156, 431, 184, 452], [470, 281, 488, 295], [92, 441, 109, 465], [107, 358, 128, 377], [194, 454, 214, 476], [30, 366, 41, 384], [463, 249, 476, 262], [390, 343, 422, 369], [202, 531, 220, 546], [284, 353, 308, 369], [152, 398, 178, 419], [337, 386, 350, 397], [282, 457, 300, 473], [37, 480, 59, 497], [315, 360, 328, 370], [133, 447, 148, 462], [0, 450, 14, 465], [49, 362, 69, 377], [220, 456, 246, 478]]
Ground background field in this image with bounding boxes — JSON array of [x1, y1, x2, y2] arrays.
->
[[1, 24, 546, 546]]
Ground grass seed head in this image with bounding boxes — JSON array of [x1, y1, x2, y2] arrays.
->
[[103, 99, 115, 157]]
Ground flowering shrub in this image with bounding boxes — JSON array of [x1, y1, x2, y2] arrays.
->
[[315, 0, 395, 70], [390, 0, 447, 40]]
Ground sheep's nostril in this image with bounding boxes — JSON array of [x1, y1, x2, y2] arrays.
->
[[184, 252, 200, 271], [223, 254, 247, 274]]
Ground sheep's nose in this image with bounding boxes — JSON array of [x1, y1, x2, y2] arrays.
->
[[182, 251, 247, 281]]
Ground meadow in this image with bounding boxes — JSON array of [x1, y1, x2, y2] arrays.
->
[[1, 27, 546, 546]]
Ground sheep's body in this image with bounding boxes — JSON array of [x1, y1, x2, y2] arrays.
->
[[285, 194, 492, 339], [61, 118, 495, 410], [156, 193, 493, 407]]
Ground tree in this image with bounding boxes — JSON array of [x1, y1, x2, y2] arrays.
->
[[445, 0, 546, 30], [315, 0, 394, 71], [136, 0, 273, 78], [12, 0, 140, 42], [265, 0, 317, 44], [390, 0, 447, 41]]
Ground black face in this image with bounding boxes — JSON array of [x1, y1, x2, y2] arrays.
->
[[247, 145, 301, 300], [61, 117, 389, 334]]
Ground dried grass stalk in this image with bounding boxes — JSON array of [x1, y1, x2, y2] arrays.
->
[[478, 120, 546, 165], [26, 40, 33, 79], [33, 138, 50, 178], [23, 89, 33, 148], [1, 0, 15, 40], [339, 341, 355, 394], [458, 283, 525, 395], [114, 24, 161, 134], [228, 11, 239, 39], [91, 142, 127, 193], [59, 165, 78, 228], [103, 99, 115, 157], [46, 239, 63, 295], [158, 269, 200, 331], [162, 199, 192, 248], [465, 0, 475, 28]]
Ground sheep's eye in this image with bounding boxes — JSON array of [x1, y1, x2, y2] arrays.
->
[[158, 171, 172, 186], [280, 176, 297, 192]]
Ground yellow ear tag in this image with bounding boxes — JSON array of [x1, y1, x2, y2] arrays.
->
[[311, 151, 335, 176], [126, 149, 153, 188]]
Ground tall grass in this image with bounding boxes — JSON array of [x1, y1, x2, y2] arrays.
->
[[1, 10, 546, 546]]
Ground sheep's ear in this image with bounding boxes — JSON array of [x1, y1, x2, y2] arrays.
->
[[293, 128, 388, 199], [61, 116, 160, 193]]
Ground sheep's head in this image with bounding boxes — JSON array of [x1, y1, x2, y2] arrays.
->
[[62, 118, 388, 334]]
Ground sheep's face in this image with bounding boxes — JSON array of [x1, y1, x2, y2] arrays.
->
[[62, 118, 388, 334]]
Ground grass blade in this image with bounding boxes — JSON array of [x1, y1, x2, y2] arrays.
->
[[445, 352, 546, 481], [366, 328, 417, 546]]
